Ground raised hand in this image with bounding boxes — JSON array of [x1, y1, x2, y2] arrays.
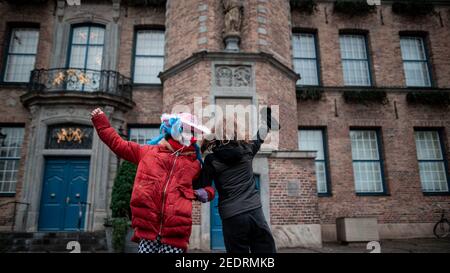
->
[[91, 108, 104, 118], [194, 188, 209, 203]]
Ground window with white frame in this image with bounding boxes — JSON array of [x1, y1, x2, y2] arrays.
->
[[129, 127, 160, 145], [414, 130, 449, 193], [339, 34, 371, 86], [0, 127, 25, 194], [298, 129, 329, 194], [400, 36, 431, 87], [350, 130, 384, 193], [292, 33, 319, 85], [133, 30, 165, 84], [3, 28, 39, 83]]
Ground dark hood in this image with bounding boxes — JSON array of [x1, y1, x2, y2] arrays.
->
[[212, 142, 246, 165]]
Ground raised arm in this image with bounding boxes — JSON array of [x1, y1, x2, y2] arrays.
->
[[250, 106, 280, 156], [91, 108, 142, 165]]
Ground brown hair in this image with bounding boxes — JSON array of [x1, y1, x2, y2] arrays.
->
[[200, 119, 251, 153]]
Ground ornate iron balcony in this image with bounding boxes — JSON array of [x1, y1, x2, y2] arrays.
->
[[28, 68, 133, 101]]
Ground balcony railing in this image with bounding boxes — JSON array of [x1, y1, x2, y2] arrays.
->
[[28, 68, 133, 101]]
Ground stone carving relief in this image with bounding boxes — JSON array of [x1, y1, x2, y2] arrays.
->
[[215, 65, 252, 87]]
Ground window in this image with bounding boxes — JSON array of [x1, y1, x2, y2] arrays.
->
[[414, 130, 449, 193], [129, 127, 160, 145], [133, 30, 165, 84], [3, 28, 39, 83], [339, 34, 371, 86], [298, 129, 330, 195], [0, 127, 24, 195], [350, 130, 385, 194], [292, 33, 319, 85], [400, 36, 431, 87], [68, 25, 105, 91]]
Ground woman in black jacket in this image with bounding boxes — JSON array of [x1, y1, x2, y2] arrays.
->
[[196, 108, 278, 253]]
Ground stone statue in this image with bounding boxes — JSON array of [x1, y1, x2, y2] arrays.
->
[[223, 0, 243, 51]]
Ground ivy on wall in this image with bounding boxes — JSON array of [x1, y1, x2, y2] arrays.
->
[[5, 0, 47, 4], [343, 90, 388, 105], [290, 0, 317, 14], [406, 91, 450, 107], [392, 0, 435, 17], [333, 0, 377, 17], [127, 0, 166, 7], [297, 87, 324, 101]]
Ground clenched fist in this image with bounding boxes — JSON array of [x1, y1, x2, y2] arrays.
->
[[91, 108, 104, 118]]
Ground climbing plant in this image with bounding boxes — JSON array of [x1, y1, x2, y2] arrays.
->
[[290, 0, 317, 14], [111, 217, 129, 252], [127, 0, 166, 7], [334, 0, 377, 17], [343, 89, 388, 105], [110, 160, 137, 252], [110, 160, 136, 218], [392, 0, 435, 17], [297, 87, 324, 101], [406, 91, 450, 107]]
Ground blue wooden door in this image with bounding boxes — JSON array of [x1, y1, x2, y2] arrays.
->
[[38, 158, 90, 231], [211, 175, 260, 250]]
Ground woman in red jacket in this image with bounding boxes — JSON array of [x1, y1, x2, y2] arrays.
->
[[91, 108, 214, 253]]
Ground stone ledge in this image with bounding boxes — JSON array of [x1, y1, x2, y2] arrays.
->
[[269, 150, 317, 159], [322, 223, 437, 242], [188, 224, 202, 250], [20, 91, 136, 111], [336, 217, 379, 243], [159, 51, 300, 82], [272, 224, 322, 249]]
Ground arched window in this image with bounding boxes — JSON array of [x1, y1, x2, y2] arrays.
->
[[67, 24, 105, 91]]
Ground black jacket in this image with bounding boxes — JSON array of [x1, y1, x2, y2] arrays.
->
[[195, 132, 264, 219]]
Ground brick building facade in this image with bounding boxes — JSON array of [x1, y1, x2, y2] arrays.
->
[[0, 0, 449, 251]]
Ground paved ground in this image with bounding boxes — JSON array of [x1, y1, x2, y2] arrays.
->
[[190, 238, 450, 253], [277, 238, 450, 253]]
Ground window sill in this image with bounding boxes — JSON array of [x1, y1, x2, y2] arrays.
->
[[0, 82, 28, 89], [132, 84, 163, 90], [355, 192, 390, 197], [0, 193, 16, 197], [318, 193, 332, 197], [423, 192, 450, 196], [342, 85, 375, 89], [405, 86, 434, 90]]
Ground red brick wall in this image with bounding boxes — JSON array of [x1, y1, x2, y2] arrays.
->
[[255, 62, 298, 150], [0, 0, 54, 228], [162, 61, 212, 113], [0, 89, 36, 228], [298, 92, 450, 225], [165, 0, 203, 69], [0, 1, 54, 73], [269, 157, 320, 225], [262, 0, 292, 67], [125, 88, 163, 125], [292, 2, 450, 226], [0, 0, 449, 233], [117, 6, 165, 78], [291, 3, 450, 88]]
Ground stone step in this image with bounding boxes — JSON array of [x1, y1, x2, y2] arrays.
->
[[0, 231, 108, 253]]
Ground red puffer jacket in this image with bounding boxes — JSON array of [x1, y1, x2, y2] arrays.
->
[[92, 113, 214, 250]]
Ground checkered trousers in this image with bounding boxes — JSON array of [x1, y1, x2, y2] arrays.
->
[[138, 239, 184, 253]]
